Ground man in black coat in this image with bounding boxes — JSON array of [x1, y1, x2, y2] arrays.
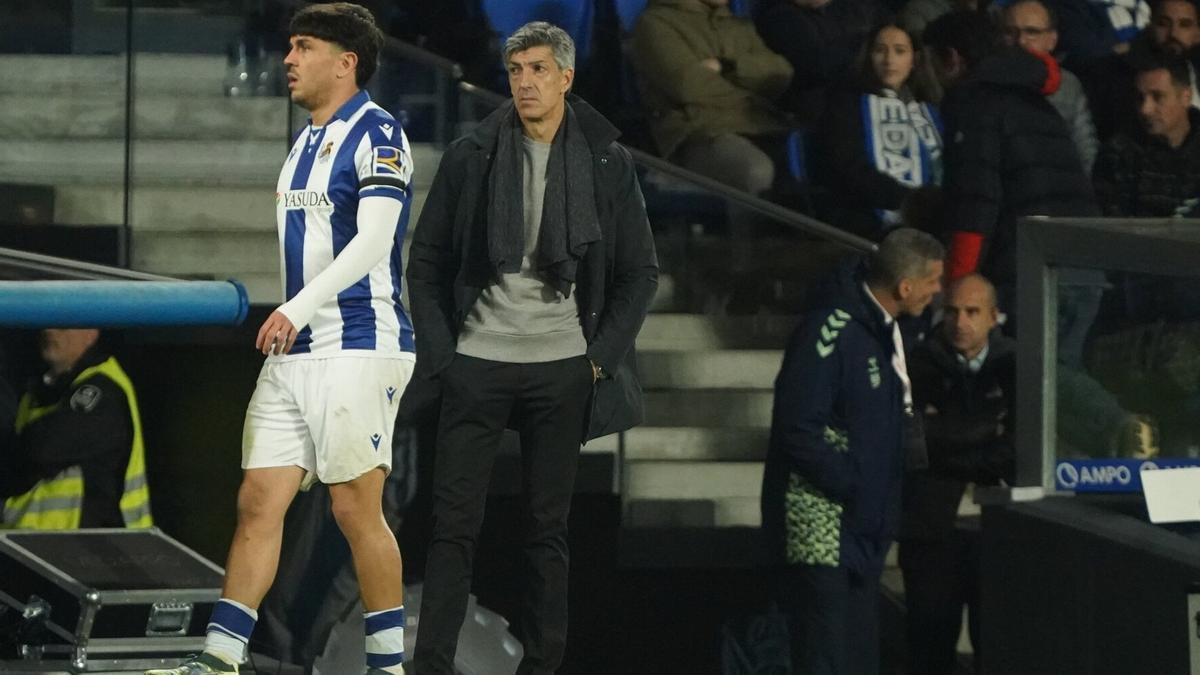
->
[[404, 21, 658, 675], [899, 273, 1015, 675], [1094, 53, 1200, 218], [924, 10, 1098, 293]]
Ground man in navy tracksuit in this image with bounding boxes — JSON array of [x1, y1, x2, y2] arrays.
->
[[762, 228, 945, 675]]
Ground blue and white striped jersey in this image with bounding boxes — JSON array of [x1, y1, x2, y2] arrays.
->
[[273, 90, 415, 360]]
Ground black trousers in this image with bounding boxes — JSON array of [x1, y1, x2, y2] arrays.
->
[[412, 354, 593, 675], [779, 563, 882, 675], [899, 530, 981, 675]]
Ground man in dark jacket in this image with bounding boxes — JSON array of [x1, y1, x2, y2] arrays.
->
[[899, 273, 1015, 675], [1094, 53, 1200, 216], [762, 227, 945, 675], [1094, 54, 1200, 325], [924, 11, 1098, 291], [405, 21, 658, 675]]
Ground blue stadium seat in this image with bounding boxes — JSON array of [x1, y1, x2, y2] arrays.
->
[[481, 0, 595, 64], [785, 129, 811, 184]]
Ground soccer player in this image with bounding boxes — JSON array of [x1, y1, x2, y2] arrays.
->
[[148, 4, 414, 674]]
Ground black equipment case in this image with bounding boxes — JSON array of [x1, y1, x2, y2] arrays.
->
[[0, 528, 223, 673]]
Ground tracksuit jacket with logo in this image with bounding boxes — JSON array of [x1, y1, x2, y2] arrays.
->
[[761, 260, 908, 577]]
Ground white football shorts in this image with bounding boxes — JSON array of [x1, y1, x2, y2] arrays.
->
[[241, 356, 414, 487]]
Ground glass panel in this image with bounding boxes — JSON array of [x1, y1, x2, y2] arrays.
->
[[0, 0, 131, 267], [1060, 266, 1200, 460]]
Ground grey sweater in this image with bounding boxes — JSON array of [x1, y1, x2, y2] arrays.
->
[[456, 136, 588, 363], [1048, 69, 1099, 176]]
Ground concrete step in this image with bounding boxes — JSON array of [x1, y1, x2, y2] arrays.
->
[[0, 54, 228, 96], [132, 229, 276, 276], [624, 460, 763, 501], [636, 313, 796, 351], [0, 138, 282, 187], [0, 140, 443, 188], [624, 496, 761, 528], [0, 94, 298, 141], [638, 350, 781, 390], [56, 185, 430, 232], [617, 525, 767, 568], [587, 426, 769, 461], [644, 390, 772, 428]]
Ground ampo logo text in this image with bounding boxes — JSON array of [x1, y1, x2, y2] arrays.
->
[[1056, 462, 1133, 489]]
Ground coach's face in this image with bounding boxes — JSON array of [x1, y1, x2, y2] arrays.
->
[[507, 45, 574, 125], [285, 34, 355, 112], [897, 260, 944, 317]]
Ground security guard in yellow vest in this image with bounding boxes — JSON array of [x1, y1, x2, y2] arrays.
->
[[0, 329, 152, 529]]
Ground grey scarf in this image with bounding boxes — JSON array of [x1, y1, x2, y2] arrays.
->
[[486, 101, 601, 297]]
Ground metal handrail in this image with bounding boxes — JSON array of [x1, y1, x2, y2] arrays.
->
[[0, 247, 179, 282], [454, 85, 875, 253]]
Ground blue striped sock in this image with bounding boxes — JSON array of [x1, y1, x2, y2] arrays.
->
[[204, 598, 257, 665], [364, 606, 406, 673]]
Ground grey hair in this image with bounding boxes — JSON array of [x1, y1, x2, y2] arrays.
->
[[866, 227, 946, 288], [503, 21, 576, 71]]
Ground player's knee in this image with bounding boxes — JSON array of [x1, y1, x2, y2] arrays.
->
[[330, 491, 382, 538], [236, 477, 287, 528]]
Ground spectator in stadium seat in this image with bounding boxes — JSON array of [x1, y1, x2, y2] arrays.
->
[[1093, 54, 1200, 327], [819, 22, 944, 237], [632, 0, 794, 200], [755, 0, 891, 124], [899, 273, 1014, 675], [1003, 0, 1100, 174], [0, 329, 152, 529], [632, 0, 794, 312], [1077, 0, 1200, 140], [762, 228, 945, 675], [1094, 53, 1200, 216]]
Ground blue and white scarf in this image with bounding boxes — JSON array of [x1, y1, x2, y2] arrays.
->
[[861, 90, 943, 226], [1089, 0, 1150, 43]]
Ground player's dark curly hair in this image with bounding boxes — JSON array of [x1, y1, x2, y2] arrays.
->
[[289, 2, 382, 87]]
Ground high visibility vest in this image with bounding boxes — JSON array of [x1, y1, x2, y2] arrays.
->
[[3, 357, 153, 529]]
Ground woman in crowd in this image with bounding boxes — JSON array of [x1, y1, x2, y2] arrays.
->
[[818, 22, 944, 237]]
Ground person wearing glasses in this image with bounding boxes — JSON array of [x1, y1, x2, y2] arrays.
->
[[1002, 0, 1100, 174]]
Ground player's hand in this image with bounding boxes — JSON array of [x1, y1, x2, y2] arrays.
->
[[256, 310, 298, 356], [700, 58, 722, 73]]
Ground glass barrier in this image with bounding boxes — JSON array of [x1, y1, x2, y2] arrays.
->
[[1016, 218, 1200, 493], [1063, 266, 1200, 460]]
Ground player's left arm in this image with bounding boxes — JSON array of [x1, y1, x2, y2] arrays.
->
[[258, 132, 412, 355]]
